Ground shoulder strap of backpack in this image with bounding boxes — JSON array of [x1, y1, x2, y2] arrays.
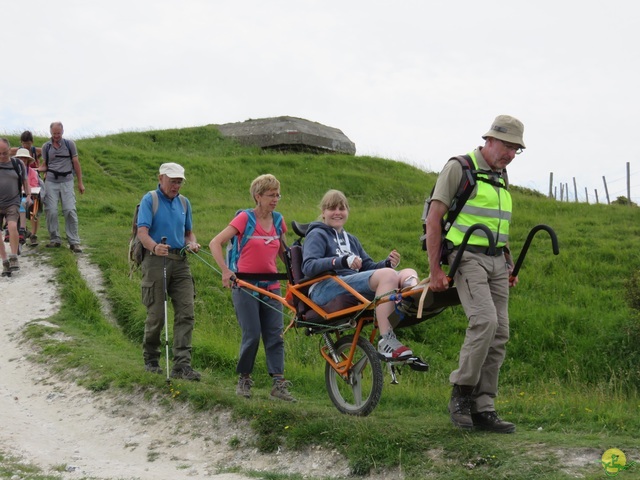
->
[[10, 158, 24, 192], [65, 139, 74, 159], [237, 209, 283, 254], [441, 154, 476, 234], [272, 211, 283, 236], [44, 139, 74, 166], [238, 209, 257, 252], [178, 194, 187, 214], [150, 190, 159, 215], [44, 142, 51, 166], [148, 191, 186, 217]]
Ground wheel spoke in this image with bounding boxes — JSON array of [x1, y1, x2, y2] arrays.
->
[[351, 371, 363, 405], [352, 354, 370, 376]]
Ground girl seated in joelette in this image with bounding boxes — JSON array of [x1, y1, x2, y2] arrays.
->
[[301, 189, 418, 360]]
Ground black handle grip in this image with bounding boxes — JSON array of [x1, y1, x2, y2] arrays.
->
[[447, 223, 496, 281], [511, 225, 559, 278]]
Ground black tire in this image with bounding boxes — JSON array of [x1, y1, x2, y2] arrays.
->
[[325, 334, 383, 416]]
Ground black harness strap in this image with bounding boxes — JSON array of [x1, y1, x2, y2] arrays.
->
[[44, 139, 74, 179]]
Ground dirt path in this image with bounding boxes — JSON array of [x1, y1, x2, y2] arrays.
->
[[0, 249, 351, 480]]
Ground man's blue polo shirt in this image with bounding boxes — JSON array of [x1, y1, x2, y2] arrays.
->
[[137, 186, 192, 250]]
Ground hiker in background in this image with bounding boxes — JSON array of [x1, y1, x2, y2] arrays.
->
[[425, 115, 525, 434], [0, 139, 31, 276], [41, 121, 85, 253], [14, 148, 43, 247], [209, 174, 296, 402], [10, 131, 42, 168], [302, 189, 419, 360], [136, 162, 202, 381]]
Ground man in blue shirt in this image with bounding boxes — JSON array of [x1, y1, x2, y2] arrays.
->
[[136, 162, 201, 381]]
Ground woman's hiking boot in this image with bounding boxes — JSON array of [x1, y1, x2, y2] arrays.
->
[[236, 375, 254, 398], [270, 378, 296, 402]]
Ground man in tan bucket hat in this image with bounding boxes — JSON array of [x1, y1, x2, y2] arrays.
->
[[425, 115, 525, 434]]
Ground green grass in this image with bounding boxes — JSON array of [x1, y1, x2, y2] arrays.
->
[[3, 126, 640, 479]]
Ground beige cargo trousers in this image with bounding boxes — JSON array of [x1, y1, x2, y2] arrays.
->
[[448, 249, 510, 413]]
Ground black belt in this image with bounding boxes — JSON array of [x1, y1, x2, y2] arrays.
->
[[461, 245, 504, 256], [149, 248, 186, 260]]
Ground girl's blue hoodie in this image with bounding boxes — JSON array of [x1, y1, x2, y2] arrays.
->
[[301, 221, 386, 278]]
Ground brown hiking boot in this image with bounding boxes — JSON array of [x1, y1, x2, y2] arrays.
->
[[2, 259, 10, 277], [9, 255, 19, 272], [144, 361, 163, 375], [236, 375, 254, 398], [270, 379, 297, 402], [69, 244, 83, 253], [472, 411, 516, 433], [448, 385, 474, 430]]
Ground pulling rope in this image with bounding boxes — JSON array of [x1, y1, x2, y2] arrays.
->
[[188, 250, 296, 320], [188, 250, 418, 332]]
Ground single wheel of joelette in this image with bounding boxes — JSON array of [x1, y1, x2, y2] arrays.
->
[[325, 334, 383, 416]]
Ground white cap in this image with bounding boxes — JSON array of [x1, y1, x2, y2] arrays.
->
[[159, 162, 185, 179]]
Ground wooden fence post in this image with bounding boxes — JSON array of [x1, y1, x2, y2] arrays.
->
[[603, 176, 610, 205], [627, 162, 631, 207]]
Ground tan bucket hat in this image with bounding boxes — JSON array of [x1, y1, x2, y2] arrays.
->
[[482, 115, 526, 149]]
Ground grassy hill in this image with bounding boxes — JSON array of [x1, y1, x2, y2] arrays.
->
[[6, 127, 640, 479]]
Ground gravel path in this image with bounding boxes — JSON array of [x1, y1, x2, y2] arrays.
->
[[0, 249, 351, 480]]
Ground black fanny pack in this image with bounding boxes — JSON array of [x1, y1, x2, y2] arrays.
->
[[48, 169, 73, 179]]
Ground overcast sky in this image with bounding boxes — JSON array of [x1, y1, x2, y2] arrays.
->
[[3, 0, 638, 203]]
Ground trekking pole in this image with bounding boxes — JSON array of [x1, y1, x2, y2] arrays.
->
[[161, 237, 171, 384]]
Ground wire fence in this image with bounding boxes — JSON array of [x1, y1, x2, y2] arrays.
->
[[549, 162, 638, 205]]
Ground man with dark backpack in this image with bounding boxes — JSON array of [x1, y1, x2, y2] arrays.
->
[[0, 139, 32, 276], [425, 115, 525, 434], [41, 122, 85, 252]]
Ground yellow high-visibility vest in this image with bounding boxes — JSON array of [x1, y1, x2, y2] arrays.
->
[[445, 151, 512, 248]]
